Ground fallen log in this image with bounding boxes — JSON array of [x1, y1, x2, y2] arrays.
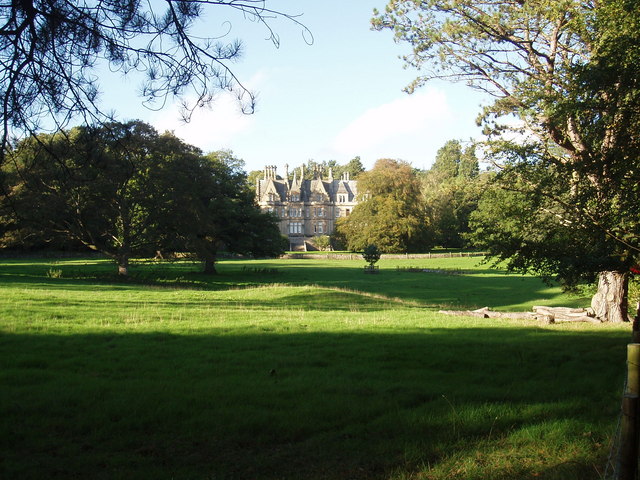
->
[[438, 306, 602, 323], [532, 306, 593, 315], [547, 315, 602, 324], [532, 306, 600, 323], [438, 308, 535, 320], [438, 309, 489, 318]]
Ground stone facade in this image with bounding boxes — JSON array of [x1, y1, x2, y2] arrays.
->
[[256, 165, 358, 249]]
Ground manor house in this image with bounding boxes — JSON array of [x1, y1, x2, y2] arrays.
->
[[256, 165, 358, 250]]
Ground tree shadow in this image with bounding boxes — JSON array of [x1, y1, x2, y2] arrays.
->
[[1, 327, 628, 479], [0, 258, 589, 310]]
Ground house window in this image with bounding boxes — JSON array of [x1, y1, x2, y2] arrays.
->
[[338, 194, 346, 203], [336, 209, 341, 218], [290, 194, 299, 202], [268, 193, 278, 202], [288, 222, 303, 234]]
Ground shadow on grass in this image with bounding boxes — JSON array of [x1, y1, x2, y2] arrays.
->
[[1, 327, 628, 480], [9, 287, 413, 313], [0, 258, 589, 310]]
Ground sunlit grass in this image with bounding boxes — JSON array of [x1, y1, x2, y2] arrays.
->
[[0, 256, 632, 479]]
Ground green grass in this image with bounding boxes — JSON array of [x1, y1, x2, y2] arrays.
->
[[0, 256, 632, 479]]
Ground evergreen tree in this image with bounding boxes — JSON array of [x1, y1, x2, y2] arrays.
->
[[374, 0, 640, 321]]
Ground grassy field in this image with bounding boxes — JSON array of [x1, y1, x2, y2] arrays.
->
[[0, 256, 633, 479]]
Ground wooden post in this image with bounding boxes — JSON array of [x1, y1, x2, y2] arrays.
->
[[619, 344, 640, 480], [633, 303, 640, 344], [619, 394, 639, 480], [626, 344, 640, 396]]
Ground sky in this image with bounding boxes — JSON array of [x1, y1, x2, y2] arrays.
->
[[101, 1, 491, 173]]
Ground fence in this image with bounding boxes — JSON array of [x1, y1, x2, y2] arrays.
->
[[281, 252, 488, 260], [607, 304, 640, 480]]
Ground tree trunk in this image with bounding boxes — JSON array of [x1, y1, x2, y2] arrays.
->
[[117, 254, 129, 276], [202, 255, 217, 274], [591, 270, 629, 322]]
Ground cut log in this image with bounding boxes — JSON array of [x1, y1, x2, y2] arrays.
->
[[491, 311, 537, 319], [438, 309, 489, 318], [532, 306, 600, 322], [439, 306, 602, 323], [532, 306, 594, 316], [550, 316, 602, 324], [438, 309, 535, 320]]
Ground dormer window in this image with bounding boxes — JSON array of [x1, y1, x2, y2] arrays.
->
[[267, 193, 278, 202], [338, 194, 346, 203]]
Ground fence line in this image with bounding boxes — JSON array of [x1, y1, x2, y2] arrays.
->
[[281, 252, 488, 260]]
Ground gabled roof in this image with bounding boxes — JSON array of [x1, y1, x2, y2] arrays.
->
[[309, 178, 329, 198], [259, 178, 287, 202]]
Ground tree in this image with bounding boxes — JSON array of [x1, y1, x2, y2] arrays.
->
[[335, 158, 433, 253], [283, 157, 366, 182], [430, 140, 461, 181], [422, 140, 484, 248], [373, 0, 640, 321], [312, 235, 331, 251], [343, 156, 366, 179], [362, 244, 381, 269], [2, 125, 284, 274], [2, 121, 203, 274], [185, 150, 284, 274], [0, 0, 309, 161]]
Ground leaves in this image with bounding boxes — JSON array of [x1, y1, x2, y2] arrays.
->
[[1, 121, 283, 273], [336, 159, 433, 253], [375, 0, 640, 288]]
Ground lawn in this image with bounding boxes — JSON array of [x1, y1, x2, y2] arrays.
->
[[0, 256, 633, 479]]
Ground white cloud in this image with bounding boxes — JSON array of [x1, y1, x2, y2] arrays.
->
[[331, 89, 452, 158], [150, 71, 268, 152]]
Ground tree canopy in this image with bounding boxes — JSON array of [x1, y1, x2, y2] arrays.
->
[[335, 158, 432, 253], [186, 150, 285, 274], [422, 140, 485, 248], [0, 0, 308, 159], [1, 121, 283, 274], [374, 0, 640, 321]]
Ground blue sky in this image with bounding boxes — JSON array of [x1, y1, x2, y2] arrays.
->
[[102, 1, 491, 173]]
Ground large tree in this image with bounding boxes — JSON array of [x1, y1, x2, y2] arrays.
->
[[184, 150, 285, 274], [373, 0, 640, 321], [0, 0, 308, 160], [335, 158, 433, 253], [2, 121, 205, 274], [2, 125, 284, 274], [422, 140, 485, 248]]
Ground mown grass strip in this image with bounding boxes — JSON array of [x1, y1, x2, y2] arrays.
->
[[0, 257, 631, 479]]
